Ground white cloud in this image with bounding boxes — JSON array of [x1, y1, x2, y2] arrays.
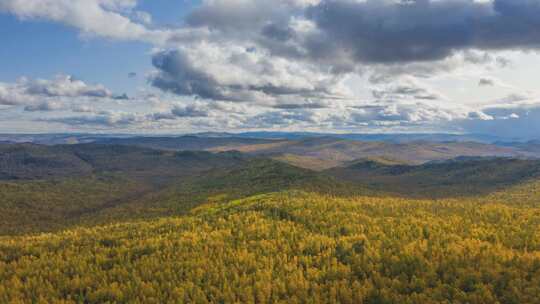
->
[[0, 0, 167, 43], [0, 75, 114, 109], [149, 44, 352, 105], [24, 101, 64, 112]]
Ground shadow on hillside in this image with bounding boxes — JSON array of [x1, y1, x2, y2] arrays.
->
[[324, 157, 540, 199]]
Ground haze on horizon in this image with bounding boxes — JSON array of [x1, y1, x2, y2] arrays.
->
[[1, 0, 540, 140]]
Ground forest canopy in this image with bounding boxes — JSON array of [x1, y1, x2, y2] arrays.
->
[[1, 187, 539, 303]]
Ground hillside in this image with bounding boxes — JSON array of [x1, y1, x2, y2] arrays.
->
[[232, 137, 534, 168], [327, 157, 540, 197], [0, 144, 93, 180], [8, 135, 536, 171], [0, 144, 247, 235], [3, 143, 540, 234], [0, 144, 358, 235], [498, 140, 540, 155], [1, 189, 539, 303], [0, 143, 246, 181]]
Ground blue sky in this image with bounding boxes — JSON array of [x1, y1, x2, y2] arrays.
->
[[0, 0, 539, 140], [0, 0, 199, 94]]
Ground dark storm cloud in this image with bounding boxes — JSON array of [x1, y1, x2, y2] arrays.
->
[[305, 0, 540, 63]]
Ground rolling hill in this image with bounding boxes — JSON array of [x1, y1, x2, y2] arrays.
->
[[2, 141, 540, 235], [327, 157, 540, 197], [232, 137, 535, 168], [0, 143, 245, 182], [0, 144, 247, 235], [498, 140, 540, 155], [4, 134, 539, 171], [1, 140, 540, 303], [0, 143, 93, 180], [0, 143, 357, 235]]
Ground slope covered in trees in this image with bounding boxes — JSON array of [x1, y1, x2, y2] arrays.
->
[[0, 150, 359, 235], [327, 157, 540, 198], [3, 143, 540, 235], [1, 187, 539, 303], [0, 144, 249, 235], [0, 143, 246, 182], [1, 141, 540, 302]]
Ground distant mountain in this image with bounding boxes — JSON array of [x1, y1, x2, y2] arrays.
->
[[3, 134, 539, 171], [194, 131, 512, 143], [0, 133, 131, 145], [95, 135, 283, 151], [0, 131, 529, 145], [334, 133, 507, 143], [232, 137, 533, 168], [496, 140, 540, 154], [191, 132, 238, 138], [94, 135, 539, 169]]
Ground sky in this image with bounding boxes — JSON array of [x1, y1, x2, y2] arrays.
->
[[0, 0, 540, 140]]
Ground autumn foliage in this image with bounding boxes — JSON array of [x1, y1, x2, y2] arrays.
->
[[1, 186, 539, 303]]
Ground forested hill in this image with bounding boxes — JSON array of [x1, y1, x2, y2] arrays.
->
[[2, 143, 540, 235], [1, 189, 539, 303], [0, 144, 351, 235], [327, 157, 540, 197], [0, 143, 245, 181]]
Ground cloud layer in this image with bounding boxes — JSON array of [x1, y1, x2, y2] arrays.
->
[[1, 0, 540, 139]]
